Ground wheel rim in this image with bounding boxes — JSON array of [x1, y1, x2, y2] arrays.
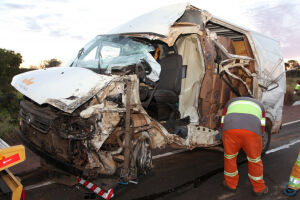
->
[[136, 139, 152, 174]]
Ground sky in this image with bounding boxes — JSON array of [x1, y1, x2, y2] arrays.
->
[[0, 0, 299, 67]]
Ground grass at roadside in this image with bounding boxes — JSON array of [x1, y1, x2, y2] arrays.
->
[[286, 77, 299, 90], [0, 91, 23, 138], [0, 111, 16, 138]]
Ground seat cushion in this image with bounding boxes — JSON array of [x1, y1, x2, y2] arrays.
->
[[154, 89, 178, 104], [158, 54, 183, 94]]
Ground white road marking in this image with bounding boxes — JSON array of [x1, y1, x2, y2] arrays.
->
[[292, 101, 300, 106], [153, 149, 187, 160], [24, 180, 55, 191], [266, 139, 300, 154], [282, 119, 300, 126], [218, 193, 235, 200]]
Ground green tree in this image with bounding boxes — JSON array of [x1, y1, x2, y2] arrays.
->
[[40, 58, 62, 68], [0, 48, 23, 137], [0, 48, 22, 92], [288, 60, 300, 69], [285, 62, 289, 71]]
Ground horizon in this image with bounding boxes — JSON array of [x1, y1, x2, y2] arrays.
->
[[0, 0, 299, 67]]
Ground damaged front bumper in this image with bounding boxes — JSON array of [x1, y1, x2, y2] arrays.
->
[[15, 128, 82, 176]]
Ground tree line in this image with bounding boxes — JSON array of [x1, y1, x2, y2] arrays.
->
[[285, 60, 300, 71], [0, 48, 61, 137]]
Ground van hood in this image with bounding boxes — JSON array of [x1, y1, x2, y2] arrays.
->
[[11, 67, 114, 113]]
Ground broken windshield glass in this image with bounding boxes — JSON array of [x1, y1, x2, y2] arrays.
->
[[71, 35, 155, 71]]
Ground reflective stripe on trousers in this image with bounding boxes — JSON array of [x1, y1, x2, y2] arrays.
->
[[247, 156, 263, 181], [247, 156, 261, 163], [224, 152, 239, 159], [224, 170, 238, 177], [248, 173, 263, 181], [222, 129, 266, 192], [290, 176, 300, 184]]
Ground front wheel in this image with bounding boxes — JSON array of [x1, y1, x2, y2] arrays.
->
[[133, 132, 152, 176], [261, 125, 271, 156]]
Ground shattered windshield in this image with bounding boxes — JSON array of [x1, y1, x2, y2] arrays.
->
[[71, 35, 154, 71]]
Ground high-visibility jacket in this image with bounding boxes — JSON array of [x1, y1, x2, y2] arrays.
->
[[295, 83, 300, 92], [221, 97, 266, 136]]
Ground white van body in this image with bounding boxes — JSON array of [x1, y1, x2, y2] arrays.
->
[[12, 3, 285, 180]]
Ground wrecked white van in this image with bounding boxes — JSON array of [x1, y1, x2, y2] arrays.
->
[[12, 3, 285, 180]]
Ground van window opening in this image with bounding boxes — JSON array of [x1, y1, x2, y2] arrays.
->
[[72, 35, 155, 71]]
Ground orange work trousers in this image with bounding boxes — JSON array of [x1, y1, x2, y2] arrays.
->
[[222, 129, 266, 193]]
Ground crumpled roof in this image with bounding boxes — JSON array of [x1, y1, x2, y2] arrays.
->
[[108, 3, 285, 132], [108, 3, 190, 36]]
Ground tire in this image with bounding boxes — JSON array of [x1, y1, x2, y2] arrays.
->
[[134, 132, 152, 176], [261, 124, 271, 156]]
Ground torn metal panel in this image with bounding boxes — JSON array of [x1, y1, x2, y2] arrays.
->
[[80, 80, 125, 151], [147, 121, 169, 149], [200, 10, 213, 25], [176, 9, 204, 29], [122, 23, 203, 47], [159, 24, 203, 46], [213, 39, 253, 61], [219, 58, 255, 96], [80, 104, 126, 118], [187, 125, 221, 148], [11, 67, 115, 113], [131, 114, 149, 127], [148, 122, 220, 149], [85, 151, 117, 175]]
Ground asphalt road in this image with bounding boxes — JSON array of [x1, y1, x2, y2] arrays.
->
[[23, 122, 300, 200]]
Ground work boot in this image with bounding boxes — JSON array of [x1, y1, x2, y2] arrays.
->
[[283, 187, 297, 197], [222, 180, 236, 192], [253, 186, 268, 196]]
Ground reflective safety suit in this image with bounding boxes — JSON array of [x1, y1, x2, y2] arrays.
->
[[294, 81, 300, 94], [221, 97, 267, 193], [288, 148, 300, 190]]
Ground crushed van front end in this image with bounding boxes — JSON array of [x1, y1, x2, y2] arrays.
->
[[15, 73, 160, 179]]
